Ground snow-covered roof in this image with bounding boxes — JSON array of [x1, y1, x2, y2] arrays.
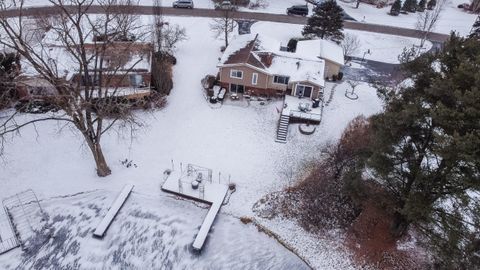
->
[[268, 55, 325, 87], [296, 39, 345, 66], [219, 34, 325, 87]]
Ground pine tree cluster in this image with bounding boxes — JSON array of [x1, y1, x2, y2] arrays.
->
[[302, 0, 344, 43]]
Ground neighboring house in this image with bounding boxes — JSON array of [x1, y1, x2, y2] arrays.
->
[[15, 76, 58, 100], [217, 34, 343, 100], [70, 42, 153, 91], [15, 42, 153, 102]]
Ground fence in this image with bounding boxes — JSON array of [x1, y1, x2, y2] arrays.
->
[[0, 207, 19, 254], [2, 189, 45, 245]]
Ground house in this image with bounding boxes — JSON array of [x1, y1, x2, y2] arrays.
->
[[216, 34, 343, 100], [15, 42, 153, 103], [216, 34, 345, 142], [15, 76, 58, 100], [70, 42, 153, 91]]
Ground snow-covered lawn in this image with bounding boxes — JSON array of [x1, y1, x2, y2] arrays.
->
[[251, 21, 432, 64], [0, 16, 383, 269], [338, 0, 477, 36]]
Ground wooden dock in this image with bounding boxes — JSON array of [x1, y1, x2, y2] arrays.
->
[[93, 184, 134, 238], [161, 165, 229, 251]]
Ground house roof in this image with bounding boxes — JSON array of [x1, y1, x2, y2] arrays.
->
[[20, 42, 152, 81], [219, 34, 326, 87], [268, 55, 325, 87], [295, 39, 345, 66]]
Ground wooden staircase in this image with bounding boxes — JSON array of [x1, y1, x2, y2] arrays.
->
[[275, 114, 290, 143]]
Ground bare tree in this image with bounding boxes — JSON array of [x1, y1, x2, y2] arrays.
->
[[152, 0, 187, 55], [248, 0, 269, 9], [471, 0, 480, 13], [341, 33, 361, 63], [210, 7, 237, 49], [0, 52, 19, 109], [416, 0, 448, 48], [0, 0, 150, 176], [345, 80, 360, 100], [153, 0, 165, 53]]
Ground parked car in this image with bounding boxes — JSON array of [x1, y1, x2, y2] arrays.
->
[[172, 0, 194, 9], [308, 0, 324, 5], [215, 0, 237, 10], [286, 5, 308, 16]]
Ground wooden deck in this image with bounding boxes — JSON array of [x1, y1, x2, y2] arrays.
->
[[161, 166, 229, 251]]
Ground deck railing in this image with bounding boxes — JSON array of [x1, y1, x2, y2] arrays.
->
[[289, 110, 322, 122]]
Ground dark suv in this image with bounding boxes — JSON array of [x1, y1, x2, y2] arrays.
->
[[286, 5, 308, 16]]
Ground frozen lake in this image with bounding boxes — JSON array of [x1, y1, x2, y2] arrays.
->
[[0, 191, 310, 270]]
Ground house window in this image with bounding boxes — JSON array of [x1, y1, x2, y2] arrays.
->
[[130, 74, 144, 88], [252, 73, 258, 85], [230, 69, 243, 79], [296, 84, 313, 98], [273, 75, 289, 85], [230, 84, 245, 93]]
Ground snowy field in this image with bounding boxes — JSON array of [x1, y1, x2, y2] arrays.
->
[[251, 21, 432, 64], [338, 0, 478, 36], [0, 191, 309, 269], [0, 16, 383, 269]]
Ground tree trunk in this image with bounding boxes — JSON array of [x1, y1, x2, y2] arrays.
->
[[89, 141, 111, 177], [391, 209, 409, 237], [225, 24, 229, 48]]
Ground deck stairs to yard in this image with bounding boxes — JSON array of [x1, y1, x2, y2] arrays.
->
[[276, 114, 290, 143]]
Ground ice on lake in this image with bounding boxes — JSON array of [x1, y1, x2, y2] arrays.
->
[[0, 190, 309, 270]]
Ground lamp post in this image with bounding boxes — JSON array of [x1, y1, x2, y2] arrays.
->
[[361, 49, 371, 63]]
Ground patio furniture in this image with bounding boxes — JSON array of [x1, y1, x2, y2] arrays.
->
[[196, 172, 203, 183], [218, 88, 226, 101], [212, 85, 220, 98], [231, 93, 238, 100], [191, 180, 199, 190], [299, 103, 308, 112]]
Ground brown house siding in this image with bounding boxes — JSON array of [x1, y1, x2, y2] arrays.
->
[[219, 65, 285, 96], [71, 72, 150, 88], [220, 65, 268, 88], [266, 77, 288, 91]]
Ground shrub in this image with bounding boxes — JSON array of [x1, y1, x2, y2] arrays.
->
[[240, 216, 253, 224], [337, 72, 344, 80]]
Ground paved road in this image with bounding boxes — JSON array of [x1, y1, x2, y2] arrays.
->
[[0, 5, 449, 43]]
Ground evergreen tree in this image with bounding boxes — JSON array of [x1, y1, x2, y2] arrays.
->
[[417, 0, 427, 11], [0, 52, 19, 109], [302, 0, 344, 42], [390, 0, 402, 15], [427, 0, 436, 10], [402, 0, 418, 12], [351, 34, 480, 266], [469, 17, 480, 39]]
